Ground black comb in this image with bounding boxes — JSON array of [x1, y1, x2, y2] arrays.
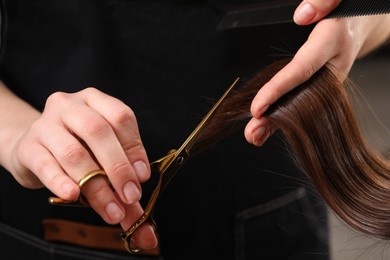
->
[[328, 0, 390, 18], [218, 0, 390, 29]]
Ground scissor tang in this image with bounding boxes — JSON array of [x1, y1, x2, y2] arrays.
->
[[121, 77, 240, 253]]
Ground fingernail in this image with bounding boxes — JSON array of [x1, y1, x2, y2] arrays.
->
[[258, 130, 271, 146], [294, 3, 316, 24], [106, 202, 125, 223], [133, 161, 149, 181], [252, 126, 265, 146], [123, 181, 141, 204]]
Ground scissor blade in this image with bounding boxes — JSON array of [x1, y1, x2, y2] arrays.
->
[[125, 78, 242, 247], [178, 77, 240, 154], [158, 77, 240, 192]]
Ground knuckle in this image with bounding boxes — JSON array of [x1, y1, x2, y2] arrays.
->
[[125, 136, 143, 150], [303, 64, 316, 80], [83, 117, 110, 137], [294, 58, 315, 80], [45, 173, 66, 191], [82, 87, 100, 96], [46, 91, 68, 108], [34, 157, 57, 180], [273, 89, 283, 101], [267, 80, 284, 101], [84, 180, 107, 201], [61, 143, 89, 164], [110, 105, 136, 126], [291, 57, 319, 83], [29, 118, 44, 133], [83, 86, 99, 93], [123, 138, 145, 157], [109, 161, 132, 178]]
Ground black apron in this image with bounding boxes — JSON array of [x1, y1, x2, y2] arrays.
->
[[0, 0, 328, 259]]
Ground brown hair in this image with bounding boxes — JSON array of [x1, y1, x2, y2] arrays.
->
[[200, 59, 390, 239]]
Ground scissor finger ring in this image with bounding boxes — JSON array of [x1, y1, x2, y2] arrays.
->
[[78, 170, 107, 189], [48, 170, 108, 207], [121, 217, 157, 253]]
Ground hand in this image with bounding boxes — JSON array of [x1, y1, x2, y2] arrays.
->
[[245, 0, 390, 146], [9, 87, 157, 249]]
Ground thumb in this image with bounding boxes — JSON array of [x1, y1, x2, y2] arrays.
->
[[293, 0, 342, 25]]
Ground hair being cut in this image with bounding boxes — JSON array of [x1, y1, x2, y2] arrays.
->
[[201, 58, 390, 239]]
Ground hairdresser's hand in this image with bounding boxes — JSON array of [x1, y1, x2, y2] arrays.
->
[[7, 87, 157, 249], [245, 1, 390, 146]]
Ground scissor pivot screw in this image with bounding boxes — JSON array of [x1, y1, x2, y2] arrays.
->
[[177, 156, 184, 165]]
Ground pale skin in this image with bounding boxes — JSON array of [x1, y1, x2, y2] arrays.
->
[[245, 0, 390, 146], [0, 85, 158, 248], [0, 0, 390, 250]]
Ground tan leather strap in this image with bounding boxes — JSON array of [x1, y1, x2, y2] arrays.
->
[[43, 218, 159, 256]]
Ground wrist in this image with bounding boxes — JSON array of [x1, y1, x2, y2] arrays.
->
[[0, 82, 41, 172]]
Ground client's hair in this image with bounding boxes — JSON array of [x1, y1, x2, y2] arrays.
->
[[202, 58, 390, 239]]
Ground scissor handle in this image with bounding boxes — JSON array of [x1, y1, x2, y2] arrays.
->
[[120, 207, 158, 253], [121, 159, 168, 254], [120, 154, 173, 253], [48, 196, 90, 207]]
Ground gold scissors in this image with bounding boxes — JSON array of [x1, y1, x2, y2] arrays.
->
[[48, 78, 240, 253]]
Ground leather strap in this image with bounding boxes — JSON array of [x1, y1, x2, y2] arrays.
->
[[43, 218, 159, 256]]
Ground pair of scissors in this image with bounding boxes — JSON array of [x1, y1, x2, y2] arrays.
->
[[48, 77, 240, 253]]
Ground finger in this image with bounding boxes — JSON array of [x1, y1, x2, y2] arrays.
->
[[250, 22, 337, 119], [82, 175, 126, 224], [81, 88, 151, 183], [131, 223, 159, 250], [31, 120, 127, 224], [294, 0, 342, 25], [59, 101, 142, 206], [40, 124, 103, 178], [244, 117, 272, 147], [120, 203, 159, 250], [17, 137, 79, 200]]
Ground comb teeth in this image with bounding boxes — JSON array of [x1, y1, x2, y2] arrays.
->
[[327, 0, 390, 18], [217, 0, 390, 30]]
